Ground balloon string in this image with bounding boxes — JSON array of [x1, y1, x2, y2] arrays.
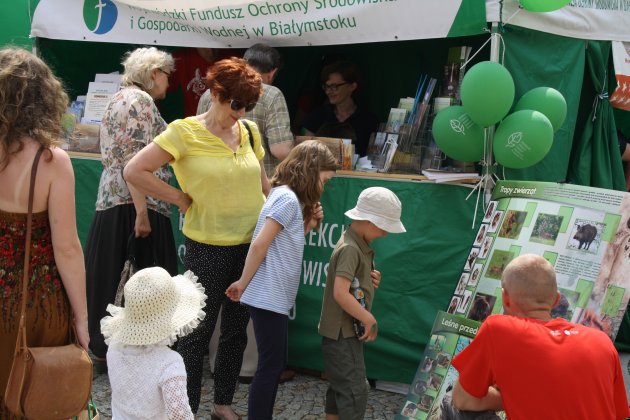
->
[[461, 36, 492, 70], [503, 7, 522, 26], [465, 128, 496, 229]]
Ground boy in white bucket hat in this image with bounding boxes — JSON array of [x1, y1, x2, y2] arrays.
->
[[318, 187, 405, 420], [101, 267, 206, 420]]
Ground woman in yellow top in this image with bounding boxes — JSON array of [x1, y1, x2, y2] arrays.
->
[[125, 58, 269, 420]]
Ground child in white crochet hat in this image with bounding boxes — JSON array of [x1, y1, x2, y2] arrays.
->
[[318, 187, 405, 419], [101, 267, 206, 420]]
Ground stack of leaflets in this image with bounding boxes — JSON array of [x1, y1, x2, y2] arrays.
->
[[422, 169, 480, 183], [386, 108, 409, 133], [82, 73, 122, 124]]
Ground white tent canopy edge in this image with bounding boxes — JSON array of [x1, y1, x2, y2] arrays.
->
[[486, 0, 630, 43]]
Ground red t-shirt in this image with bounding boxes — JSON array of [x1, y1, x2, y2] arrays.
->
[[452, 314, 629, 419]]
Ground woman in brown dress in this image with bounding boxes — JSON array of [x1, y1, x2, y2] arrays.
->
[[0, 47, 89, 418]]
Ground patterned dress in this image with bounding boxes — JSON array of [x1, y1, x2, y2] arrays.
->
[[85, 86, 178, 359], [0, 210, 71, 419], [95, 86, 171, 215]]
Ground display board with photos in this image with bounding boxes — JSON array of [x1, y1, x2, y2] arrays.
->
[[398, 180, 630, 418], [394, 312, 502, 419], [447, 180, 630, 339]]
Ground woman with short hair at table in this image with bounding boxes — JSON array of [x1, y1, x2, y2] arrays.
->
[[302, 60, 378, 157]]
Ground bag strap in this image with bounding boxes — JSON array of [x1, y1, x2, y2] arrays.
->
[[127, 230, 158, 266], [126, 231, 138, 265], [14, 147, 45, 355], [241, 120, 255, 150]]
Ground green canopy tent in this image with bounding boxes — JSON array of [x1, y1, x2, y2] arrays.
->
[[567, 41, 626, 190], [6, 0, 630, 380], [24, 0, 493, 383]]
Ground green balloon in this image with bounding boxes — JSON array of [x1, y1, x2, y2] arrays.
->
[[514, 87, 567, 132], [432, 106, 485, 162], [461, 61, 515, 127], [493, 110, 553, 169], [520, 0, 571, 12]]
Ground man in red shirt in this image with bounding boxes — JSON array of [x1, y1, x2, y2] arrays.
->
[[451, 254, 629, 419]]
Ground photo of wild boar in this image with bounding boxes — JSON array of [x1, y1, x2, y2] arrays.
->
[[574, 224, 598, 249], [567, 219, 604, 254]]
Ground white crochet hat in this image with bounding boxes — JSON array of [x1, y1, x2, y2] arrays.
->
[[345, 187, 406, 233], [101, 267, 206, 346]]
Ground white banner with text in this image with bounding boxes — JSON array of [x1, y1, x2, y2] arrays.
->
[[486, 0, 630, 42], [31, 0, 486, 47]]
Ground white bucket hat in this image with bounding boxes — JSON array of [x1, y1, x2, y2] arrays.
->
[[101, 267, 207, 346], [345, 187, 406, 233]]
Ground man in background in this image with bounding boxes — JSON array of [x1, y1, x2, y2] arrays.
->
[[451, 253, 629, 419], [198, 43, 294, 175]]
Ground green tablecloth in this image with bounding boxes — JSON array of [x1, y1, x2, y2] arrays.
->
[[71, 157, 630, 383]]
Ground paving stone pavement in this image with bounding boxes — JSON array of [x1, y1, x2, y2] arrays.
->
[[91, 356, 407, 419]]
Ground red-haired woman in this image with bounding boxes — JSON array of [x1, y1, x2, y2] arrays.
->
[[124, 58, 269, 420]]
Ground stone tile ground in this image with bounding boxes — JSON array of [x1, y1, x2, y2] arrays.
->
[[92, 356, 407, 419]]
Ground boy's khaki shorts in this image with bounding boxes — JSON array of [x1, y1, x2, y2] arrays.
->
[[322, 335, 370, 420]]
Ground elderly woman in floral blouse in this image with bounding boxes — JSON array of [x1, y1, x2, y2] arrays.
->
[[84, 47, 178, 368]]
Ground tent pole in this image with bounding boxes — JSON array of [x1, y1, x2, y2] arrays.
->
[[483, 21, 501, 204], [489, 21, 501, 63]]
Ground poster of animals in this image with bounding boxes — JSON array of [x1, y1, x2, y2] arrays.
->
[[396, 312, 491, 420], [399, 181, 630, 419], [456, 180, 630, 339]]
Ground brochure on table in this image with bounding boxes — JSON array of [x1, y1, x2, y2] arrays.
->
[[82, 74, 121, 124]]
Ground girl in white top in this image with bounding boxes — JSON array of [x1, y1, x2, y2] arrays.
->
[[101, 267, 206, 420], [226, 140, 337, 419]]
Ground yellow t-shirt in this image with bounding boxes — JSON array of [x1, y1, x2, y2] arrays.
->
[[154, 117, 265, 245]]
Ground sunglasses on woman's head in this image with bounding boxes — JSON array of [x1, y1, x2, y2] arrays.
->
[[230, 99, 257, 112]]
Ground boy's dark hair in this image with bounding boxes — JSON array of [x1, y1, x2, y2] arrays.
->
[[244, 43, 283, 74]]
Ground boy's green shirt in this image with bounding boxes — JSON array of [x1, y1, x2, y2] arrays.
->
[[318, 226, 375, 340]]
